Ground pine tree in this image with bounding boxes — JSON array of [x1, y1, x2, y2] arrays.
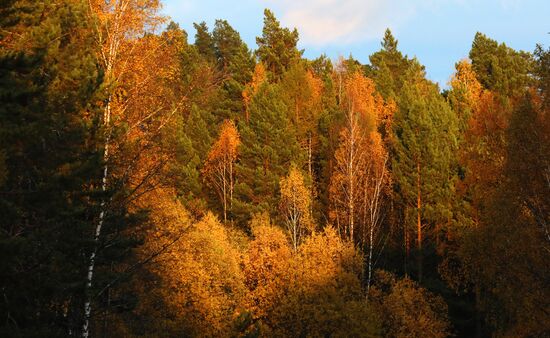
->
[[193, 21, 216, 63], [391, 65, 459, 281], [255, 9, 302, 79], [368, 29, 415, 101], [0, 0, 103, 334], [234, 83, 304, 226], [469, 32, 533, 98], [211, 19, 254, 121]]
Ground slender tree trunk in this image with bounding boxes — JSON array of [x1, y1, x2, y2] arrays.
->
[[348, 114, 355, 243], [222, 163, 227, 223], [83, 2, 126, 335], [416, 160, 422, 282], [229, 156, 233, 216], [307, 133, 312, 179], [83, 97, 111, 338]]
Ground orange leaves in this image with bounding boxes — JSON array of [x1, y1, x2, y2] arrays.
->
[[279, 165, 313, 250], [330, 71, 390, 243], [204, 120, 240, 170], [139, 212, 245, 336], [343, 72, 379, 130], [242, 224, 373, 336], [450, 59, 483, 111], [203, 120, 240, 222]]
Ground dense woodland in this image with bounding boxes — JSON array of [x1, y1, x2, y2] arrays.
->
[[0, 1, 549, 337]]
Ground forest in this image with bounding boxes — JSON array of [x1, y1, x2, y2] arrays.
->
[[0, 0, 549, 337]]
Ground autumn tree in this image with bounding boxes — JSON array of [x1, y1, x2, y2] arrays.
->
[[456, 49, 550, 335], [135, 210, 245, 337], [329, 72, 388, 244], [243, 224, 381, 336], [371, 270, 450, 338], [203, 120, 240, 223], [83, 1, 185, 335], [279, 165, 313, 250], [362, 132, 391, 292]]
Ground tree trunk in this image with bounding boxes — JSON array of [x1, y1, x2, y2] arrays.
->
[[417, 160, 422, 282]]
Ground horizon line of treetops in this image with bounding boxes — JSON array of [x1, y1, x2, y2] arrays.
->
[[1, 2, 548, 337]]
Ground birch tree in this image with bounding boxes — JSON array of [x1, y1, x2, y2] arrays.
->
[[203, 120, 240, 223], [329, 72, 379, 243], [279, 165, 313, 251], [83, 1, 180, 336]]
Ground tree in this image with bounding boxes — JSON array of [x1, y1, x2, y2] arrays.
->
[[391, 65, 459, 281], [135, 210, 245, 337], [368, 29, 415, 101], [242, 62, 267, 122], [279, 63, 323, 179], [203, 120, 240, 223], [371, 270, 450, 338], [329, 72, 386, 243], [193, 21, 216, 62], [0, 0, 103, 334], [84, 0, 180, 335], [469, 32, 533, 98], [448, 59, 483, 133], [255, 9, 302, 79], [362, 132, 391, 293], [279, 165, 313, 251], [242, 224, 381, 337], [234, 83, 303, 225], [211, 19, 255, 121]]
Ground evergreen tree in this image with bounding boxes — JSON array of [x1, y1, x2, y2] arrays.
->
[[391, 65, 459, 282], [193, 21, 216, 63], [212, 19, 254, 121], [368, 29, 415, 101], [469, 32, 533, 98], [234, 83, 304, 226], [0, 0, 104, 334], [256, 9, 302, 79]]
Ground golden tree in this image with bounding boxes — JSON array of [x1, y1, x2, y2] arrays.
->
[[330, 72, 387, 244], [203, 120, 240, 222], [83, 1, 185, 335], [279, 165, 313, 251]]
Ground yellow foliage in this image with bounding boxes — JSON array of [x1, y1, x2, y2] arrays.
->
[[203, 120, 241, 222], [243, 225, 381, 337], [371, 270, 450, 338], [137, 209, 245, 337], [450, 59, 483, 111], [279, 165, 313, 250]]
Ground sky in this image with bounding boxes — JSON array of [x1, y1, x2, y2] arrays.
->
[[162, 0, 549, 88]]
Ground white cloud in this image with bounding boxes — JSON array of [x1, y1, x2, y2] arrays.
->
[[260, 0, 494, 46], [261, 0, 432, 46]]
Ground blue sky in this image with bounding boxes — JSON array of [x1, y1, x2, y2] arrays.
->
[[162, 0, 549, 88]]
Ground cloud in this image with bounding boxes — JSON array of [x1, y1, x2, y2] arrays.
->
[[262, 0, 431, 46], [261, 0, 521, 46]]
